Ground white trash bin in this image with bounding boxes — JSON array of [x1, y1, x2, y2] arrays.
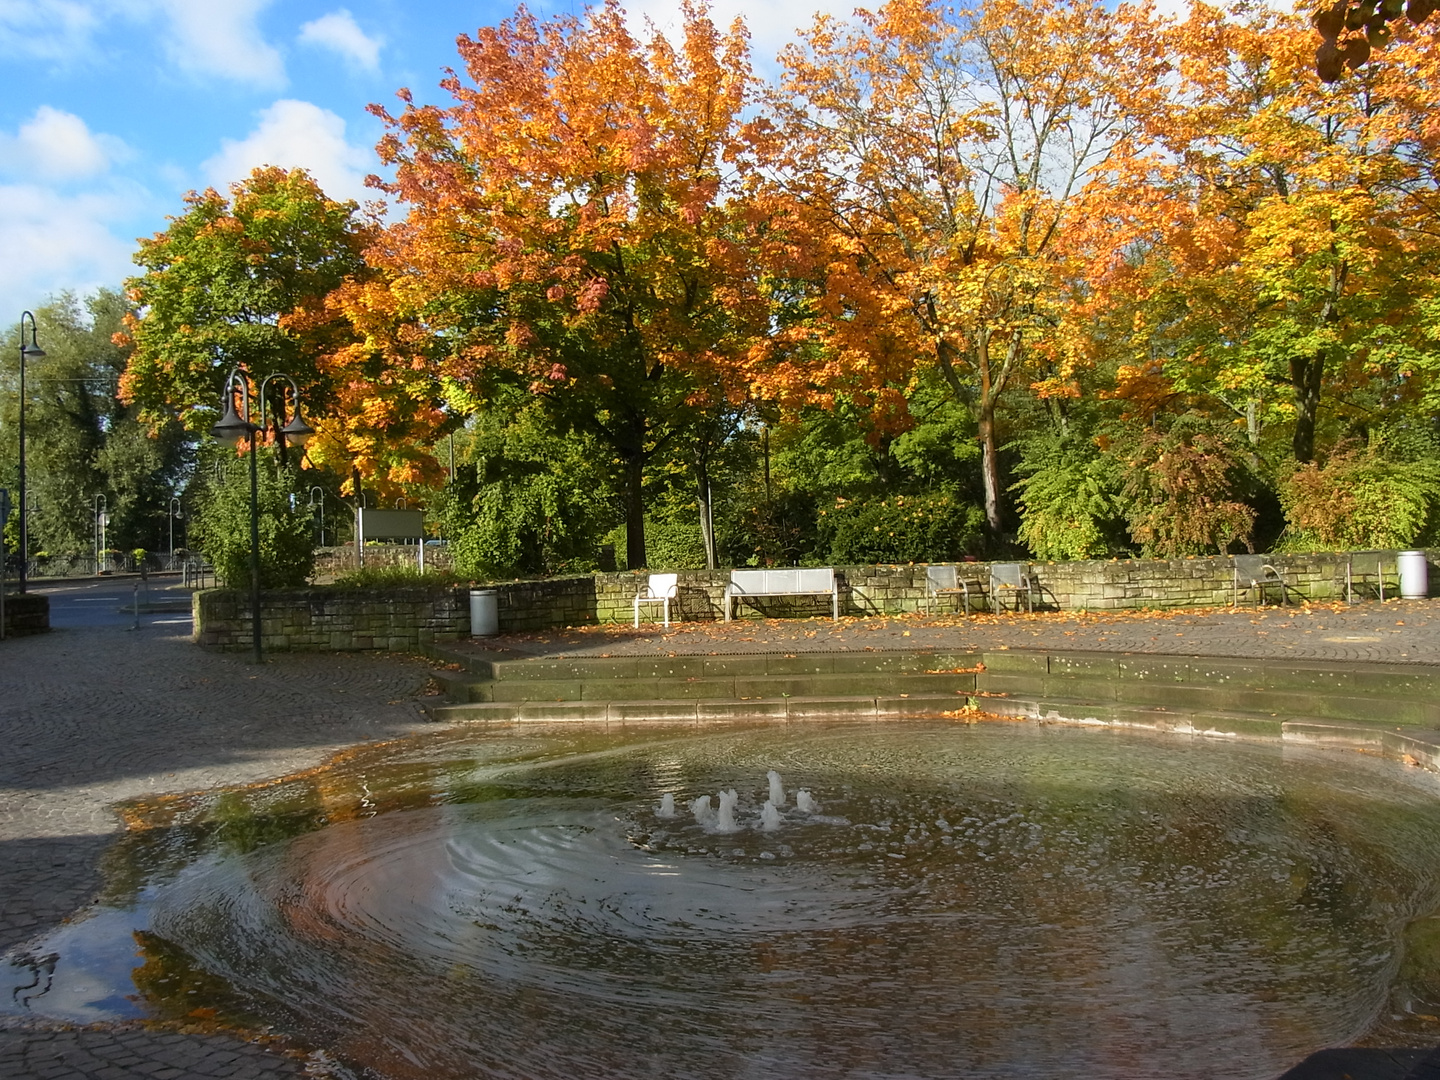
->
[[1398, 551, 1429, 600], [469, 588, 499, 636]]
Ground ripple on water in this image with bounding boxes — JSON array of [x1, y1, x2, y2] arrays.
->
[[10, 722, 1440, 1080]]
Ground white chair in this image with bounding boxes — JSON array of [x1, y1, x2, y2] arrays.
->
[[925, 564, 981, 615], [989, 562, 1036, 613], [633, 573, 679, 628]]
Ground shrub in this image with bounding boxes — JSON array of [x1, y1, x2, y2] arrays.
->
[[719, 490, 820, 567], [448, 473, 604, 580], [817, 492, 984, 565], [1279, 445, 1440, 550], [331, 566, 463, 589], [1120, 416, 1256, 557], [192, 455, 315, 588], [1011, 436, 1126, 561]]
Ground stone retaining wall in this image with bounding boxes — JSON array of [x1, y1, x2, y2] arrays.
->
[[1, 594, 49, 638], [192, 550, 1436, 650], [194, 586, 467, 653]]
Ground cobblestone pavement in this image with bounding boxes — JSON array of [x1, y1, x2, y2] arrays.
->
[[0, 588, 440, 1080], [5, 588, 1440, 1079], [477, 597, 1440, 666]]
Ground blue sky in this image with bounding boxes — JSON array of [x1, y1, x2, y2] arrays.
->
[[0, 0, 843, 314]]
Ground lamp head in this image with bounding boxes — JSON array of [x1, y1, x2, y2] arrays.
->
[[210, 399, 256, 445], [280, 410, 316, 448], [21, 343, 45, 359]]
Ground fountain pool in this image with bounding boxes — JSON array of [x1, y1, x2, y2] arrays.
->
[[8, 719, 1440, 1079]]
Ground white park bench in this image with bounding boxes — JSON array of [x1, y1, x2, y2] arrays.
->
[[724, 568, 840, 622]]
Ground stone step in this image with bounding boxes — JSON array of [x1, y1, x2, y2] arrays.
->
[[466, 670, 979, 703], [426, 692, 973, 725], [427, 645, 981, 684], [977, 670, 1440, 727], [985, 649, 1440, 696]]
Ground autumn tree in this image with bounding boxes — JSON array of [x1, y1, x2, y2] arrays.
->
[[118, 167, 393, 476], [1086, 2, 1440, 467], [761, 0, 1166, 535], [348, 1, 769, 569]]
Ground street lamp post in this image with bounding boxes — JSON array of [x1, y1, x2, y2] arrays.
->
[[169, 497, 183, 566], [16, 312, 46, 593], [308, 486, 324, 547], [209, 367, 313, 663], [92, 493, 107, 575]]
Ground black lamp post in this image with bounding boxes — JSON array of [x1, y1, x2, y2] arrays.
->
[[209, 368, 314, 663], [16, 312, 46, 593]]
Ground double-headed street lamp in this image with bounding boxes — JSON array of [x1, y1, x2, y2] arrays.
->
[[209, 367, 314, 663], [16, 312, 46, 592]]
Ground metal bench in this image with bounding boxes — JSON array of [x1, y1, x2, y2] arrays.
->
[[925, 564, 983, 615], [989, 562, 1037, 613], [633, 573, 679, 628], [1233, 554, 1288, 606], [724, 568, 840, 622]]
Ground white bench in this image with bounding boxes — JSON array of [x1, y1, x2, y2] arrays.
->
[[724, 568, 840, 622]]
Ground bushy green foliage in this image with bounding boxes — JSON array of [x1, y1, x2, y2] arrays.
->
[[1120, 415, 1257, 557], [192, 453, 315, 588], [1279, 442, 1440, 550], [443, 398, 618, 580], [644, 517, 708, 570], [720, 491, 821, 566], [1011, 435, 1126, 561], [331, 565, 463, 589], [449, 474, 606, 580], [817, 493, 984, 565]]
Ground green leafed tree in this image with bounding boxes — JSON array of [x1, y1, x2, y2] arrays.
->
[[2, 290, 188, 563], [190, 451, 315, 588]]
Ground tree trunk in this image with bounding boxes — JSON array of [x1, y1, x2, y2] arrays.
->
[[624, 453, 647, 570], [695, 452, 716, 571], [979, 402, 1003, 534], [1290, 353, 1325, 464]]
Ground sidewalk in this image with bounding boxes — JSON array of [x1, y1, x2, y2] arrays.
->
[[461, 597, 1440, 665], [2, 595, 1439, 1079]]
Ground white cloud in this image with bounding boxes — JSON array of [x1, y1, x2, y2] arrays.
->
[[298, 8, 382, 72], [0, 182, 141, 304], [156, 0, 284, 87], [202, 99, 373, 202], [0, 106, 127, 180], [621, 0, 858, 67], [0, 0, 100, 64]]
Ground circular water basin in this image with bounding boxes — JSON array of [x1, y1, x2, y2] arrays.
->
[[9, 720, 1440, 1079]]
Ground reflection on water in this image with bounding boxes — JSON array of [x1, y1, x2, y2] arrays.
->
[[9, 721, 1440, 1079]]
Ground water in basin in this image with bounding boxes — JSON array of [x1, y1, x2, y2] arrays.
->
[[8, 720, 1440, 1079]]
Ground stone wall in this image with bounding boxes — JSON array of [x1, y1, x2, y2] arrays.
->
[[1, 594, 49, 638], [492, 551, 1425, 629], [191, 549, 1436, 650], [194, 586, 467, 653]]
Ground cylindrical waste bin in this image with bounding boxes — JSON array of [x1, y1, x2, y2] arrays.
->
[[469, 588, 499, 636], [1398, 551, 1429, 600]]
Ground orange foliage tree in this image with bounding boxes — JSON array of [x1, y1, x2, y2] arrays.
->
[[1083, 2, 1440, 464], [340, 0, 771, 568], [759, 0, 1166, 534]]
